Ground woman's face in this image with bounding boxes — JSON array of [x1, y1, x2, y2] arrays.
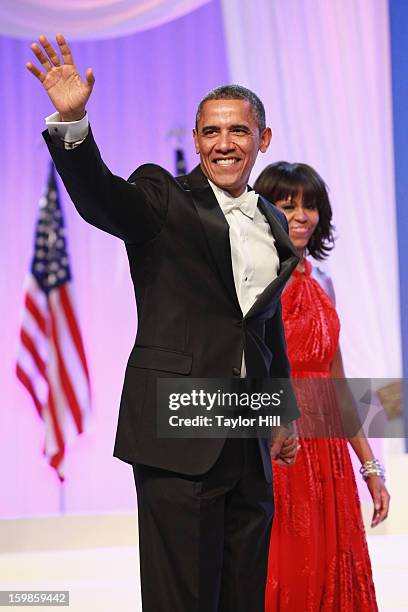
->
[[274, 191, 320, 251]]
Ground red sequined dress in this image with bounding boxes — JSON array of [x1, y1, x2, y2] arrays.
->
[[265, 260, 378, 611]]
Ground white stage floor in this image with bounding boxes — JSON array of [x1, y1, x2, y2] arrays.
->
[[0, 535, 407, 611]]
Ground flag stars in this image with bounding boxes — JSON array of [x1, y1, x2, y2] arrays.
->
[[31, 175, 72, 291], [47, 231, 57, 247]]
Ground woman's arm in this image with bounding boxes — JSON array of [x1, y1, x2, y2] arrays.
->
[[330, 348, 390, 527]]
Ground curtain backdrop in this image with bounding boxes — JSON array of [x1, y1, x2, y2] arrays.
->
[[221, 0, 401, 380], [0, 0, 210, 40], [0, 0, 402, 518]]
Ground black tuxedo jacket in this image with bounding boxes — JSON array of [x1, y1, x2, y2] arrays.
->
[[44, 128, 299, 482]]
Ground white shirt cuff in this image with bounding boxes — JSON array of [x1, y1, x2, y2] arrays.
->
[[46, 111, 89, 145]]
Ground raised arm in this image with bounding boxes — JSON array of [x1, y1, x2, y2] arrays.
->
[[26, 35, 168, 244]]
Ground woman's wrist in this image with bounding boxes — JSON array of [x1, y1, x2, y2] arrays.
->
[[359, 459, 385, 482]]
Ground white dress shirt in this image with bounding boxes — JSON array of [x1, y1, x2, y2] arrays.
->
[[208, 180, 279, 317]]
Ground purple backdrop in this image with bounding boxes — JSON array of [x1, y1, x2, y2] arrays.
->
[[0, 0, 229, 517]]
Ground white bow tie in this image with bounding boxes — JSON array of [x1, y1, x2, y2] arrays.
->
[[219, 189, 259, 219]]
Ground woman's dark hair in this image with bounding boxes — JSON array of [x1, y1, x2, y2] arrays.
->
[[254, 161, 335, 260]]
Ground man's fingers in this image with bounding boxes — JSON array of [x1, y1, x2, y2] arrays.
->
[[270, 438, 284, 459], [25, 61, 46, 83], [85, 67, 95, 89], [278, 436, 299, 457], [279, 449, 297, 463], [280, 434, 295, 446], [30, 43, 52, 72], [270, 426, 298, 460], [39, 35, 61, 67], [272, 431, 300, 461], [274, 439, 300, 465], [275, 452, 297, 466], [281, 438, 298, 452], [56, 33, 74, 65], [279, 442, 297, 458], [274, 457, 291, 466]]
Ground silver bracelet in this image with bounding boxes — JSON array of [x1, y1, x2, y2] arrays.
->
[[359, 459, 386, 482]]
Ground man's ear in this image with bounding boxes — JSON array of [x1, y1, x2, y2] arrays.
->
[[192, 128, 200, 154], [259, 127, 272, 153]]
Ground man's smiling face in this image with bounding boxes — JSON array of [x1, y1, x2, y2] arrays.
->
[[193, 99, 272, 197]]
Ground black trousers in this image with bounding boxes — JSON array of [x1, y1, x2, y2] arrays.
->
[[133, 438, 274, 612]]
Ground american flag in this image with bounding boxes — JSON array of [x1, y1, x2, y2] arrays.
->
[[16, 162, 91, 480]]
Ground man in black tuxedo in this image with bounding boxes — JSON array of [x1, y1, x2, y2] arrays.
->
[[27, 34, 300, 611]]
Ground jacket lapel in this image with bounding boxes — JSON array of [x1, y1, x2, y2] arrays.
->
[[245, 195, 299, 319], [178, 165, 241, 313]]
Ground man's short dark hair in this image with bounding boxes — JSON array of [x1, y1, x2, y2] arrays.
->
[[195, 85, 266, 132]]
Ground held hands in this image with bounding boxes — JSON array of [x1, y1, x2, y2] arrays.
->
[[365, 475, 390, 528], [270, 424, 299, 466], [26, 34, 95, 122]]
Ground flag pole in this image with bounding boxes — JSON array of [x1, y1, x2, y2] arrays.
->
[[59, 479, 66, 514]]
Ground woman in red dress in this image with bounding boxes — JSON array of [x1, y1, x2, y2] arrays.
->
[[254, 163, 390, 611]]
